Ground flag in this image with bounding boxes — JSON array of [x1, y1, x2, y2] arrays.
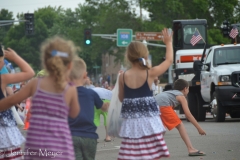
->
[[190, 30, 202, 46], [229, 26, 239, 39]]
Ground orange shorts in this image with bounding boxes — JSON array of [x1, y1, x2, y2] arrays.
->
[[160, 106, 181, 131]]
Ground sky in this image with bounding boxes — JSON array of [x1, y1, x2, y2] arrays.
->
[[1, 0, 86, 18], [1, 0, 148, 19]]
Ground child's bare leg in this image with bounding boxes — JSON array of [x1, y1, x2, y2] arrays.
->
[[105, 126, 111, 141], [175, 122, 200, 153]]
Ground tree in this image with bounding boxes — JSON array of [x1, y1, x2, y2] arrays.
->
[[74, 0, 143, 73], [0, 9, 14, 43], [3, 8, 55, 71], [208, 29, 231, 45], [141, 0, 238, 45]]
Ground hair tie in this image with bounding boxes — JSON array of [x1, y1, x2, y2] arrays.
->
[[139, 58, 146, 66], [51, 50, 69, 57]]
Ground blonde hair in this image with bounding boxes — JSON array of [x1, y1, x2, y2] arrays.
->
[[69, 57, 86, 80], [126, 41, 150, 69], [41, 36, 77, 90]]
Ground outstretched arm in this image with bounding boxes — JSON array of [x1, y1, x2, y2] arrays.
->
[[149, 28, 173, 79], [0, 79, 36, 111], [6, 86, 24, 111], [177, 95, 206, 135]]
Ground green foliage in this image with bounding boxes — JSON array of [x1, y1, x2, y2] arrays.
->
[[1, 0, 240, 74], [0, 9, 14, 42], [208, 29, 231, 45], [142, 0, 239, 28]]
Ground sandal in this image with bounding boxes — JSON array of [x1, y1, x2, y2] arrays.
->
[[188, 150, 206, 156]]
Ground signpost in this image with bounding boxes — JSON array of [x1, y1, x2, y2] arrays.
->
[[135, 32, 163, 41], [93, 65, 100, 82], [117, 29, 133, 47]]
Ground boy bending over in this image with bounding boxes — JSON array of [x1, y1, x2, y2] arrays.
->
[[155, 79, 206, 157]]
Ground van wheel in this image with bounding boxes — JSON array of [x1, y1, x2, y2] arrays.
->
[[211, 92, 226, 122]]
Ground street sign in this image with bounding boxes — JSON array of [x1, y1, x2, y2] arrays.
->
[[135, 32, 163, 41], [93, 66, 100, 69], [117, 29, 133, 47]]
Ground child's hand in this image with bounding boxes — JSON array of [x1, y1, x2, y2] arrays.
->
[[118, 70, 124, 74], [4, 48, 18, 61], [198, 128, 206, 135], [19, 107, 24, 112], [162, 28, 173, 45]]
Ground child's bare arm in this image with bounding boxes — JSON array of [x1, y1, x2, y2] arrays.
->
[[68, 86, 80, 118], [118, 73, 124, 102], [6, 87, 23, 110], [149, 28, 173, 79], [101, 102, 109, 112], [0, 79, 36, 111], [177, 95, 206, 135], [2, 48, 35, 85]]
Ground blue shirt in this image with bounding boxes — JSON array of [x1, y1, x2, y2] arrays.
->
[[0, 65, 9, 74], [0, 66, 13, 87], [68, 86, 103, 139]]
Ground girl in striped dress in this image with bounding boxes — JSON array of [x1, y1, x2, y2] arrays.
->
[[0, 47, 34, 160], [118, 28, 173, 160], [0, 37, 80, 160]]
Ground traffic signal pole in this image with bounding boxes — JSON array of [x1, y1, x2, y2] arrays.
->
[[92, 34, 166, 48], [0, 13, 34, 35], [0, 20, 27, 27]]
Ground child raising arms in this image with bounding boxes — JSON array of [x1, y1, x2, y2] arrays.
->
[[0, 47, 34, 160], [0, 37, 80, 160], [118, 28, 173, 160]]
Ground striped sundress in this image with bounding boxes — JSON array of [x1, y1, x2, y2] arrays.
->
[[118, 71, 169, 160], [24, 79, 75, 160]]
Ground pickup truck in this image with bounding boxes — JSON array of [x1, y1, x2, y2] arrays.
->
[[195, 44, 240, 122]]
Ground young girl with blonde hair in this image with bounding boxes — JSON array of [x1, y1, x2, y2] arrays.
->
[[0, 37, 80, 160], [118, 28, 173, 160], [0, 47, 35, 160]]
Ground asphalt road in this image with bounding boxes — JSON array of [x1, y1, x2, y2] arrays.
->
[[19, 116, 240, 160]]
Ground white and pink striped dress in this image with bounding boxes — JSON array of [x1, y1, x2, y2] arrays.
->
[[118, 71, 169, 160], [24, 79, 75, 160]]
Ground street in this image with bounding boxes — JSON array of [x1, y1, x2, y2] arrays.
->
[[20, 116, 240, 160], [95, 116, 240, 160]]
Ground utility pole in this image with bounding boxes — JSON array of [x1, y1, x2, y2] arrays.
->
[[139, 0, 142, 21]]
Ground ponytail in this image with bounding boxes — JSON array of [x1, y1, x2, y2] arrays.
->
[[138, 58, 150, 70], [46, 56, 66, 90]]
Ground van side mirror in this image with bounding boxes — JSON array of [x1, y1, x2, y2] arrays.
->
[[193, 60, 203, 72], [203, 63, 210, 71]]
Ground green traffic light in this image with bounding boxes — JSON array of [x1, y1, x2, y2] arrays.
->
[[86, 40, 91, 45]]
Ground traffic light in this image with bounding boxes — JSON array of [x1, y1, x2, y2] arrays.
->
[[84, 29, 92, 45], [222, 20, 230, 37], [24, 13, 34, 35]]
